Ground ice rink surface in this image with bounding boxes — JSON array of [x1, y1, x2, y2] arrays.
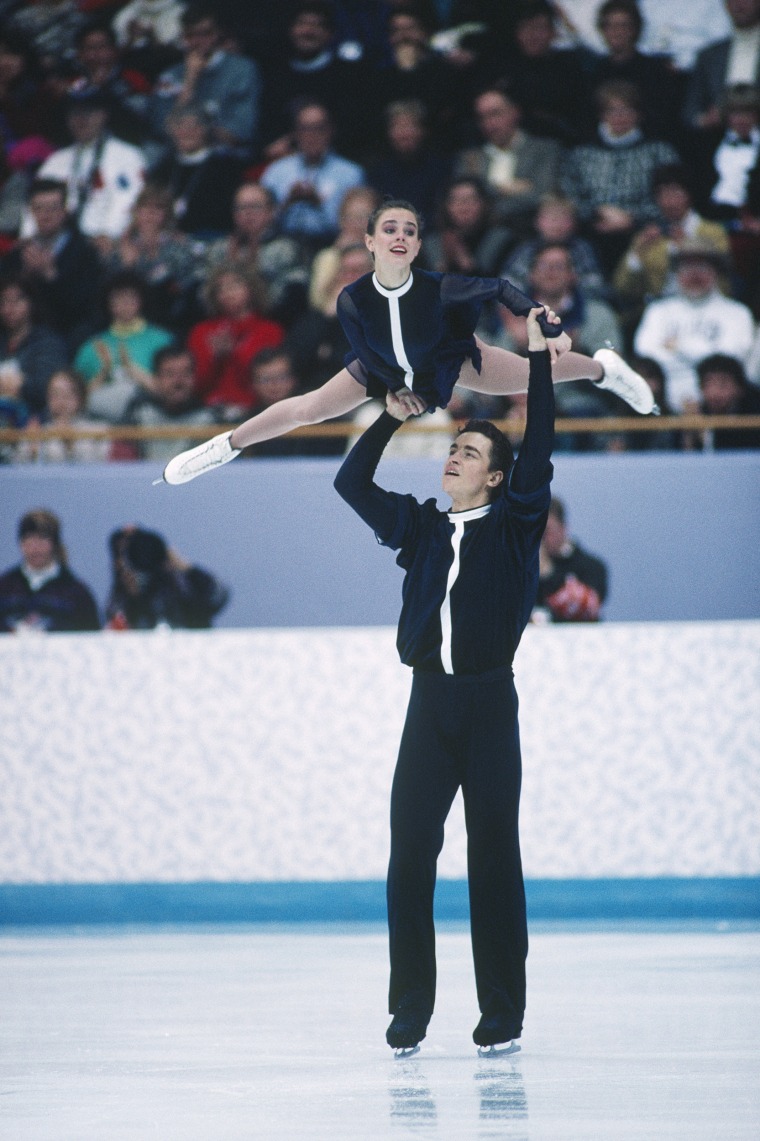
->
[[2, 922, 759, 1140]]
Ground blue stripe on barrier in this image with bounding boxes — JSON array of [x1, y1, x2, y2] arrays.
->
[[1, 879, 759, 926]]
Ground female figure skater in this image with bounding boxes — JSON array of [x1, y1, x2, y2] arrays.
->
[[161, 199, 656, 484]]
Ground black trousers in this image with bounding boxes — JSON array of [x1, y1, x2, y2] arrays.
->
[[387, 666, 527, 1039]]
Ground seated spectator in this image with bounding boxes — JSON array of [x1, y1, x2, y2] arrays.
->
[[285, 243, 373, 391], [691, 84, 760, 226], [683, 0, 760, 132], [621, 356, 682, 450], [533, 496, 609, 623], [423, 176, 514, 276], [106, 183, 204, 332], [258, 0, 370, 161], [587, 0, 685, 145], [0, 508, 100, 632], [74, 270, 174, 421], [260, 100, 366, 255], [454, 82, 561, 235], [0, 358, 29, 461], [0, 28, 59, 146], [691, 351, 760, 449], [559, 80, 679, 274], [1, 177, 104, 352], [112, 0, 184, 82], [308, 185, 379, 311], [188, 267, 284, 412], [501, 194, 608, 302], [152, 105, 245, 239], [150, 3, 261, 151], [69, 20, 155, 149], [105, 524, 229, 629], [503, 0, 592, 145], [0, 120, 47, 245], [366, 99, 449, 225], [28, 87, 145, 253], [15, 368, 110, 464], [370, 5, 464, 149], [0, 274, 68, 416], [634, 237, 756, 409], [242, 345, 344, 457], [118, 344, 220, 462], [5, 3, 89, 78], [613, 164, 731, 325], [205, 182, 310, 327]]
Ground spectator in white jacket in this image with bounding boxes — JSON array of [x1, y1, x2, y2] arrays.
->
[[633, 237, 755, 409], [25, 87, 144, 252]]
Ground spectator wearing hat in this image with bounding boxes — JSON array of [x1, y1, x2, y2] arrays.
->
[[612, 163, 731, 337], [105, 524, 229, 630], [0, 509, 100, 632], [25, 86, 145, 251], [633, 237, 756, 409], [1, 178, 104, 352]]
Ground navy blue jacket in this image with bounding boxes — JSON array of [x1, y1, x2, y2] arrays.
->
[[337, 268, 562, 410], [334, 349, 554, 674]]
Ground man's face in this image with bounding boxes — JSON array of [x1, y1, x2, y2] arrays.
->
[[233, 186, 274, 235], [541, 512, 566, 558], [726, 0, 760, 31], [656, 183, 690, 223], [78, 30, 117, 74], [67, 105, 108, 145], [169, 113, 207, 155], [252, 357, 297, 407], [182, 17, 219, 59], [677, 257, 718, 298], [442, 431, 501, 505], [295, 107, 332, 161], [474, 92, 520, 147], [599, 9, 638, 53], [531, 248, 574, 300], [290, 12, 332, 57], [29, 191, 67, 237], [700, 369, 743, 413], [515, 13, 554, 57], [155, 354, 196, 407]]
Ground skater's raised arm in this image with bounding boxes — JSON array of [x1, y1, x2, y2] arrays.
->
[[510, 307, 556, 496], [333, 401, 410, 540]]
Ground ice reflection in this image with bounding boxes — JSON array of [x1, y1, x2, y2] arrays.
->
[[388, 1058, 437, 1130], [475, 1058, 528, 1138]]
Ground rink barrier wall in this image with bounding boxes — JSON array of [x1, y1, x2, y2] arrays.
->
[[1, 623, 758, 921], [1, 878, 759, 926]]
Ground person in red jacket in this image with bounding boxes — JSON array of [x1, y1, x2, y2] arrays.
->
[[187, 266, 284, 414]]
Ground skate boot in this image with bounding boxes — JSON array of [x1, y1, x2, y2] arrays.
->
[[592, 348, 660, 415], [159, 430, 240, 485], [387, 996, 431, 1059], [473, 1014, 521, 1058]]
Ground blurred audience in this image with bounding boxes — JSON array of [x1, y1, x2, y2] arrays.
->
[[684, 0, 760, 131], [308, 185, 378, 311], [690, 351, 760, 448], [105, 524, 229, 629], [423, 176, 514, 276], [501, 194, 608, 302], [0, 508, 100, 632], [15, 368, 109, 464], [533, 496, 609, 623], [0, 274, 68, 415], [366, 99, 448, 224], [242, 345, 343, 457]]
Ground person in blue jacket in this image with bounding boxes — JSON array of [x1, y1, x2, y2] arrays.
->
[[161, 199, 657, 484], [333, 305, 557, 1058]]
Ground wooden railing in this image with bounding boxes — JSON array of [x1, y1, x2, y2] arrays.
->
[[1, 415, 760, 445]]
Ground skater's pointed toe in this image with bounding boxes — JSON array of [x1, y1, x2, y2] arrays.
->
[[162, 430, 240, 485], [592, 348, 657, 416]]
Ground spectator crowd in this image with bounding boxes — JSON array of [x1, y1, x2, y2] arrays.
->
[[0, 0, 759, 460]]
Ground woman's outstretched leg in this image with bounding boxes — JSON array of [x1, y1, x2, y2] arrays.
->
[[162, 369, 370, 485], [458, 339, 657, 414]]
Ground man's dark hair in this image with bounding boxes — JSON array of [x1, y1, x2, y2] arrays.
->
[[181, 3, 221, 30], [651, 163, 692, 195], [458, 419, 514, 498], [28, 178, 68, 205], [153, 344, 193, 374], [290, 1, 337, 31], [596, 0, 643, 38], [696, 353, 748, 389]]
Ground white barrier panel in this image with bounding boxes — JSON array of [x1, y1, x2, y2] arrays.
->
[[1, 622, 758, 884]]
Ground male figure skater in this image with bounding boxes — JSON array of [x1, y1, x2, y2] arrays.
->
[[334, 306, 556, 1057]]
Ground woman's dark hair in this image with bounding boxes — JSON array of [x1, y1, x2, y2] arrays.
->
[[458, 419, 514, 497], [696, 353, 748, 390], [105, 269, 148, 305], [366, 198, 424, 236], [596, 0, 643, 39]]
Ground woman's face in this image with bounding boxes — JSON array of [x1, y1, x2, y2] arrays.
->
[[215, 273, 251, 315], [0, 285, 31, 330], [134, 200, 168, 232], [47, 372, 81, 420], [365, 208, 422, 272], [109, 287, 142, 324], [20, 533, 55, 572]]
